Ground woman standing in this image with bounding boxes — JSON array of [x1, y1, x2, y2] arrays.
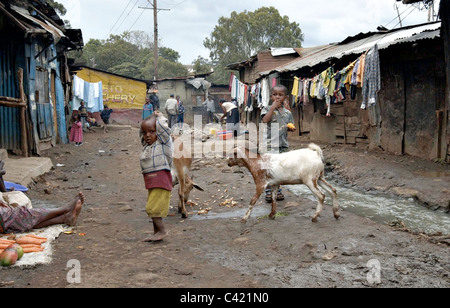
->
[[219, 99, 240, 137]]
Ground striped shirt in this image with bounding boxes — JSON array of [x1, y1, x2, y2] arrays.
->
[[140, 116, 173, 175]]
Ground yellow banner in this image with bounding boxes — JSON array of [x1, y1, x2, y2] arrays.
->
[[76, 68, 147, 110]]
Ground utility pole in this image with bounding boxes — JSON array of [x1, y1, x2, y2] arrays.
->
[[394, 3, 403, 27], [139, 0, 170, 80]]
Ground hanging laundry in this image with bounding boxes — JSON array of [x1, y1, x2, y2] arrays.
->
[[361, 44, 381, 109], [292, 77, 299, 101], [72, 75, 103, 113], [357, 54, 366, 87], [260, 77, 271, 109]]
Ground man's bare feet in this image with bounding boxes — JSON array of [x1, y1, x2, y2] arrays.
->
[[66, 192, 84, 227]]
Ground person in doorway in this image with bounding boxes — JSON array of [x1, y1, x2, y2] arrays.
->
[[261, 84, 296, 203], [142, 96, 154, 120], [78, 101, 89, 132], [139, 111, 173, 242], [165, 94, 178, 128], [203, 96, 216, 124], [101, 105, 114, 133], [70, 114, 83, 147], [219, 99, 240, 137]]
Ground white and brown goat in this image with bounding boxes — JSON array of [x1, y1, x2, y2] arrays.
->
[[172, 136, 204, 218], [227, 144, 340, 223]]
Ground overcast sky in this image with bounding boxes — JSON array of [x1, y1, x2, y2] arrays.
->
[[58, 0, 437, 64]]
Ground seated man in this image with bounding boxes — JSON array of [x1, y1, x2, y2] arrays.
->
[[0, 160, 84, 234]]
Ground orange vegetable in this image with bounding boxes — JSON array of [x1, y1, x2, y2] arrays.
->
[[23, 247, 45, 253], [16, 237, 45, 245], [0, 238, 16, 244], [26, 235, 47, 242], [19, 244, 43, 248]]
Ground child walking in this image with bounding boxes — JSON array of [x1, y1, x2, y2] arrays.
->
[[140, 111, 173, 242], [70, 114, 84, 146]]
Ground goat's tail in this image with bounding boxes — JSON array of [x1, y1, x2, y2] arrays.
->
[[308, 143, 325, 163]]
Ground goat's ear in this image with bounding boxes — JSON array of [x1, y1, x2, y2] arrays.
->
[[193, 184, 204, 192]]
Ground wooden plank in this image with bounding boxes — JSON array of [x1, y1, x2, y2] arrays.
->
[[346, 136, 356, 144], [345, 123, 361, 131], [346, 130, 361, 138], [345, 116, 360, 124], [0, 100, 27, 108]]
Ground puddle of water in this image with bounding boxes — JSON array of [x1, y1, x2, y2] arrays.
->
[[285, 184, 450, 235]]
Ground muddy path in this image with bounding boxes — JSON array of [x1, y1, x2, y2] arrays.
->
[[0, 127, 448, 288]]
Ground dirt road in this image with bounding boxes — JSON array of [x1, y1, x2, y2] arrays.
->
[[0, 127, 448, 288]]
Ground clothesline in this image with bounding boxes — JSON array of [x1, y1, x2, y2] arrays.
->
[[72, 75, 104, 113], [291, 44, 381, 116]]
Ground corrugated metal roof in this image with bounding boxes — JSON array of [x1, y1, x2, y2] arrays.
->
[[11, 4, 65, 42], [260, 21, 441, 77]]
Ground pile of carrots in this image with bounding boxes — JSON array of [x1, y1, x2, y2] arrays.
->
[[0, 234, 47, 254]]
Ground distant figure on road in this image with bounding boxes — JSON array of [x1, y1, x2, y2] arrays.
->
[[70, 114, 83, 147], [78, 101, 89, 132], [176, 96, 185, 126], [101, 105, 114, 133], [165, 94, 178, 128], [203, 96, 215, 124], [150, 90, 160, 111], [142, 96, 154, 120]]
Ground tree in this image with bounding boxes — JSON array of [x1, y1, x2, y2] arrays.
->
[[47, 0, 67, 16], [204, 6, 304, 84], [69, 31, 187, 80], [192, 56, 213, 75]]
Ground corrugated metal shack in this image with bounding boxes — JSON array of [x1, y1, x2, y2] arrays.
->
[[0, 0, 83, 156], [235, 21, 448, 162]]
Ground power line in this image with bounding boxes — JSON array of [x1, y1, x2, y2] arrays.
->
[[110, 0, 140, 36], [128, 1, 150, 32], [108, 0, 134, 35]]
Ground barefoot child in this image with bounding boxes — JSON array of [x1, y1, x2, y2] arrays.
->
[[140, 111, 173, 242]]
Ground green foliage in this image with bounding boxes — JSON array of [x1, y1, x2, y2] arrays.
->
[[47, 0, 67, 16], [204, 6, 304, 84], [192, 56, 213, 75], [68, 31, 187, 80]]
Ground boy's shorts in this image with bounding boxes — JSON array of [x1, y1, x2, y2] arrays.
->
[[146, 188, 171, 218]]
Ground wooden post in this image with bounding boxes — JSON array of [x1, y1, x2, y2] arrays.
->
[[18, 68, 29, 157]]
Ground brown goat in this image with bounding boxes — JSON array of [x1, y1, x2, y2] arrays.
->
[[172, 136, 204, 218]]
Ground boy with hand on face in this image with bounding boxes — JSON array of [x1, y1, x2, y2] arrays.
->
[[261, 84, 296, 203]]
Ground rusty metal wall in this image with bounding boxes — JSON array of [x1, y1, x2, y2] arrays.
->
[[0, 35, 21, 151]]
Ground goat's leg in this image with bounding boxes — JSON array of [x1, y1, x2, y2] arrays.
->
[[269, 186, 278, 220], [318, 178, 340, 220], [242, 185, 264, 223], [179, 185, 189, 219], [305, 179, 325, 223]]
